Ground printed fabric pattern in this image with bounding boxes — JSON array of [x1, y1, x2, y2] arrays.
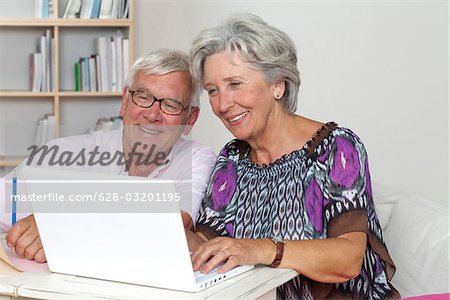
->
[[196, 122, 399, 299]]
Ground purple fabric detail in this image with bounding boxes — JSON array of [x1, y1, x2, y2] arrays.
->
[[219, 147, 228, 157], [365, 157, 372, 196], [330, 137, 361, 188], [225, 222, 234, 236], [317, 147, 329, 163], [305, 178, 327, 233], [374, 259, 383, 276], [211, 162, 237, 211]]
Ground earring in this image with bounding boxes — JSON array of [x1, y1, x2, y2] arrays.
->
[[275, 94, 281, 100]]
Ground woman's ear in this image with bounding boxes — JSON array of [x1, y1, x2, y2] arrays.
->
[[273, 81, 286, 100]]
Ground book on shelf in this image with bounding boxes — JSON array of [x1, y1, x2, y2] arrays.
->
[[99, 0, 113, 19], [91, 0, 102, 18], [94, 37, 110, 92], [35, 0, 54, 19], [93, 54, 102, 92], [75, 62, 81, 91], [29, 29, 54, 92], [109, 37, 117, 91], [88, 56, 97, 92], [63, 0, 82, 19], [63, 0, 129, 19], [122, 38, 129, 81], [114, 33, 123, 91], [34, 114, 56, 147], [94, 116, 122, 132], [80, 57, 90, 91], [29, 53, 42, 92], [74, 32, 128, 92]]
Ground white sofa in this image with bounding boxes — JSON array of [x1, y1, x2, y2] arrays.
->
[[373, 183, 449, 298]]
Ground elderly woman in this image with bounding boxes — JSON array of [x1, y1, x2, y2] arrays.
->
[[188, 13, 399, 299]]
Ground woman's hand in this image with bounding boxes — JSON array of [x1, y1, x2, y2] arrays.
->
[[191, 237, 274, 274]]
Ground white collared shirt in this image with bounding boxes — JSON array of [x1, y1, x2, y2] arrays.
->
[[0, 129, 216, 232]]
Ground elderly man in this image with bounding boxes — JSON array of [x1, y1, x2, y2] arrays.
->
[[1, 49, 216, 263]]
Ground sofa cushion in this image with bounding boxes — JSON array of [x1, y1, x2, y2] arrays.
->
[[383, 191, 449, 297], [372, 182, 403, 230]]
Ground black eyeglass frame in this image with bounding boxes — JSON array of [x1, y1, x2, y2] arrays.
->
[[128, 89, 191, 116]]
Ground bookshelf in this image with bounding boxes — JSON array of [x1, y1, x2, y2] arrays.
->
[[0, 0, 134, 171]]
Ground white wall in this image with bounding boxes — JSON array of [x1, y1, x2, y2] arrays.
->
[[134, 0, 448, 204]]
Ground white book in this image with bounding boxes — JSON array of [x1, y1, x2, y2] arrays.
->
[[94, 54, 102, 93], [109, 37, 117, 92], [97, 118, 113, 131], [122, 0, 129, 18], [122, 38, 129, 84], [39, 35, 47, 92], [111, 117, 122, 130], [34, 117, 44, 146], [88, 56, 97, 92], [44, 114, 56, 144], [48, 0, 54, 18], [45, 29, 52, 92], [80, 57, 90, 92], [50, 37, 55, 91], [63, 0, 82, 18], [80, 0, 93, 19], [38, 117, 48, 146], [29, 53, 41, 92], [113, 33, 123, 91], [113, 0, 124, 19], [110, 0, 118, 19], [62, 0, 74, 18], [99, 0, 113, 19], [35, 0, 42, 18], [94, 37, 109, 92]]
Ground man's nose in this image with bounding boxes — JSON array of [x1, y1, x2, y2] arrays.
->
[[143, 102, 163, 122]]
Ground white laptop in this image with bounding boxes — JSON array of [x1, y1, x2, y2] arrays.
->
[[20, 166, 254, 292]]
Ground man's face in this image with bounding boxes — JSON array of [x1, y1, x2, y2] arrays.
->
[[120, 70, 199, 156]]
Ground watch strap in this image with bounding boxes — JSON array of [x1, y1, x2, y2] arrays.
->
[[269, 238, 284, 268]]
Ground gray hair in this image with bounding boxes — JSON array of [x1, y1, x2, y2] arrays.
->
[[125, 49, 200, 107], [190, 13, 300, 113]]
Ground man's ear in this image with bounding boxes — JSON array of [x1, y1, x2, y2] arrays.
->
[[183, 107, 200, 135], [119, 87, 129, 117]]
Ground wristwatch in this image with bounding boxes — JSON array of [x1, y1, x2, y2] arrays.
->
[[269, 236, 285, 268]]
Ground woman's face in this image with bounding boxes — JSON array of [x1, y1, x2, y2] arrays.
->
[[203, 52, 279, 142]]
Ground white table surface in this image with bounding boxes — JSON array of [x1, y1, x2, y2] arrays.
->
[[0, 260, 298, 300]]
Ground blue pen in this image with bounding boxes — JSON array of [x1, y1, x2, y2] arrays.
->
[[12, 170, 17, 225]]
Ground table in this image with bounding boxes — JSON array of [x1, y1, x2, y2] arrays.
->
[[0, 260, 298, 300]]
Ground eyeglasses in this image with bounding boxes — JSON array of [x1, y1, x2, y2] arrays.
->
[[128, 89, 190, 115]]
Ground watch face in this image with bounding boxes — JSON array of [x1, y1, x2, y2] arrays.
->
[[271, 236, 283, 243]]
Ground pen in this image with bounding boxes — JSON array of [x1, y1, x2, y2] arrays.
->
[[12, 170, 17, 226]]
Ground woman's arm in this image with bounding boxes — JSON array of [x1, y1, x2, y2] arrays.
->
[[191, 231, 366, 284]]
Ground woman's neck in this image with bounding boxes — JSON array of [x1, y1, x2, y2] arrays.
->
[[247, 114, 323, 165], [247, 112, 299, 165]]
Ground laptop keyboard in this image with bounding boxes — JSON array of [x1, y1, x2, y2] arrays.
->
[[194, 267, 220, 279]]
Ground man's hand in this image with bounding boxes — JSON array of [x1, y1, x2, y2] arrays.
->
[[5, 214, 46, 263]]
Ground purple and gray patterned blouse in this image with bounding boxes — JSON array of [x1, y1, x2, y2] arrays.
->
[[196, 122, 400, 299]]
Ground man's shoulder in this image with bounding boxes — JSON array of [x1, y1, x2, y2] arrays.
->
[[175, 138, 215, 156], [45, 129, 121, 150]]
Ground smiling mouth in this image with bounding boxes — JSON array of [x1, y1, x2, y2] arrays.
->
[[138, 125, 163, 134], [228, 111, 249, 122]]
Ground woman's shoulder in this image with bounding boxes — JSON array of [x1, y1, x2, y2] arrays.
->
[[306, 122, 367, 158], [217, 139, 250, 160]]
